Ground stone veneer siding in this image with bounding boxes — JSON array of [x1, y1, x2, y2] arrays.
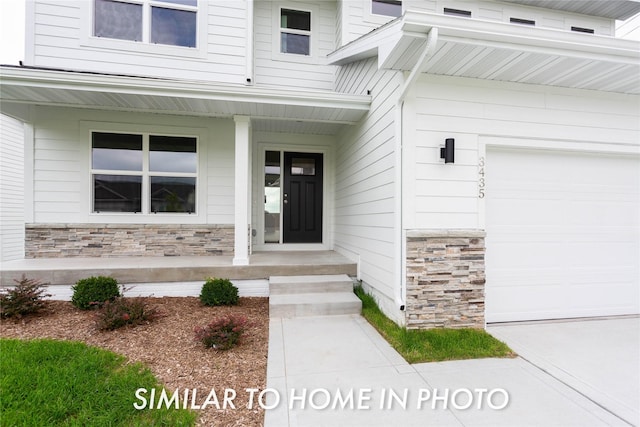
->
[[405, 230, 486, 329], [25, 224, 234, 258]]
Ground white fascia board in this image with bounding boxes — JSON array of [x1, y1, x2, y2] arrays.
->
[[328, 19, 405, 65], [328, 10, 640, 67], [0, 66, 370, 113], [405, 11, 640, 64]]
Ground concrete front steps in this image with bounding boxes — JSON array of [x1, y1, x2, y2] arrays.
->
[[269, 274, 362, 318]]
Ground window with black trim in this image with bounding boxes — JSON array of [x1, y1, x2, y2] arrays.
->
[[94, 0, 197, 47], [280, 8, 311, 55], [92, 132, 197, 213], [372, 0, 402, 17]]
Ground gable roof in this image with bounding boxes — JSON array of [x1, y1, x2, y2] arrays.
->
[[328, 11, 640, 94]]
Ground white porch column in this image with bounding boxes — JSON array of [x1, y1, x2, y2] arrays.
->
[[233, 115, 251, 266]]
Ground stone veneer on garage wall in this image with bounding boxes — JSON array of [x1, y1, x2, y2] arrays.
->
[[405, 230, 486, 329], [25, 224, 234, 258]]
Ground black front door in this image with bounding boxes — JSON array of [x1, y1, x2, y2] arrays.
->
[[283, 152, 323, 243]]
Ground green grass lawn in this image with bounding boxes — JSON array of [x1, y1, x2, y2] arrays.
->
[[354, 286, 514, 364], [0, 338, 196, 426]]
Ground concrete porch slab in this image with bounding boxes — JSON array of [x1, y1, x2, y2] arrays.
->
[[0, 250, 357, 288]]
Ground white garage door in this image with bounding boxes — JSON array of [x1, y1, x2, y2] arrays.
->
[[485, 148, 640, 323]]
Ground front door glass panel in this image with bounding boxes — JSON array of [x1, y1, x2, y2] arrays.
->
[[264, 151, 281, 243]]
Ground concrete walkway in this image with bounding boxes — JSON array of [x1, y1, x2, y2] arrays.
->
[[488, 317, 640, 426], [265, 315, 630, 426]]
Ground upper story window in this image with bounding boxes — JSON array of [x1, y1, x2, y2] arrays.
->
[[92, 132, 198, 214], [280, 8, 311, 55], [372, 0, 402, 18], [94, 0, 197, 48]]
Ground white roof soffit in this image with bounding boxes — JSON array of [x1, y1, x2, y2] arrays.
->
[[0, 66, 370, 125], [500, 1, 640, 20], [328, 11, 640, 94]]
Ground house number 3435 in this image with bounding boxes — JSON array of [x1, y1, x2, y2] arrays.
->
[[478, 156, 486, 199]]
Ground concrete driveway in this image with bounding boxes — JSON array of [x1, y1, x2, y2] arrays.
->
[[266, 314, 634, 427], [487, 316, 640, 426]]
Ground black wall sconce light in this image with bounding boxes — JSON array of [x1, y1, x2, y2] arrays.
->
[[440, 138, 455, 163]]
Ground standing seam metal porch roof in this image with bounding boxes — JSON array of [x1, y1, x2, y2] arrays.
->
[[328, 11, 640, 95]]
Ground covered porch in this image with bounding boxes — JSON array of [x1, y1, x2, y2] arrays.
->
[[0, 65, 371, 267], [0, 250, 357, 298]]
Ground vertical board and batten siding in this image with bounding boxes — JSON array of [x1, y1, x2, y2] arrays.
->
[[30, 1, 246, 84], [0, 115, 26, 262], [334, 57, 404, 323], [253, 0, 336, 90], [29, 107, 235, 225], [402, 73, 640, 231]]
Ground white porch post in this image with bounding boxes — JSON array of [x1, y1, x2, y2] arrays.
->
[[233, 116, 251, 266]]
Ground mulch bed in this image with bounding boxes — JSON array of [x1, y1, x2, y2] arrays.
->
[[0, 297, 269, 426]]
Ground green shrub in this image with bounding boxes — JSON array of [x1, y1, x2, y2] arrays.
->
[[71, 276, 120, 310], [0, 275, 51, 319], [95, 297, 163, 331], [194, 315, 249, 350], [199, 278, 239, 306]]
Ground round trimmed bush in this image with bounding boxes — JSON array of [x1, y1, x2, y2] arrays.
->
[[199, 278, 239, 306], [71, 276, 120, 310]]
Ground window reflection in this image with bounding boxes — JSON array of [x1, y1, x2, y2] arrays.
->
[[372, 0, 402, 17], [94, 0, 142, 41], [149, 136, 197, 173], [92, 132, 142, 171], [291, 158, 315, 175], [151, 7, 197, 47], [94, 174, 142, 212], [151, 176, 196, 213], [264, 151, 281, 243], [280, 9, 311, 55]]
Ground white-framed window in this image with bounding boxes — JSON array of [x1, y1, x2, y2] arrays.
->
[[91, 131, 198, 214], [371, 0, 402, 18], [279, 7, 312, 56], [94, 0, 198, 48]]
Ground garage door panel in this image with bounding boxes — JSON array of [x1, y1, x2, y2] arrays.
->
[[486, 148, 640, 322], [567, 240, 639, 267], [489, 241, 564, 268], [489, 201, 566, 225], [488, 280, 637, 322]]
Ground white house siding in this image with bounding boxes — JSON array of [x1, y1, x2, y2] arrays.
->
[[253, 0, 336, 90], [29, 1, 247, 84], [402, 74, 640, 230], [334, 57, 404, 324], [403, 74, 640, 322], [29, 107, 235, 225], [0, 114, 25, 263], [337, 0, 613, 47]]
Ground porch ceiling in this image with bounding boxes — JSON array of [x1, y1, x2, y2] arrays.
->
[[329, 11, 640, 95], [0, 66, 370, 134]]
